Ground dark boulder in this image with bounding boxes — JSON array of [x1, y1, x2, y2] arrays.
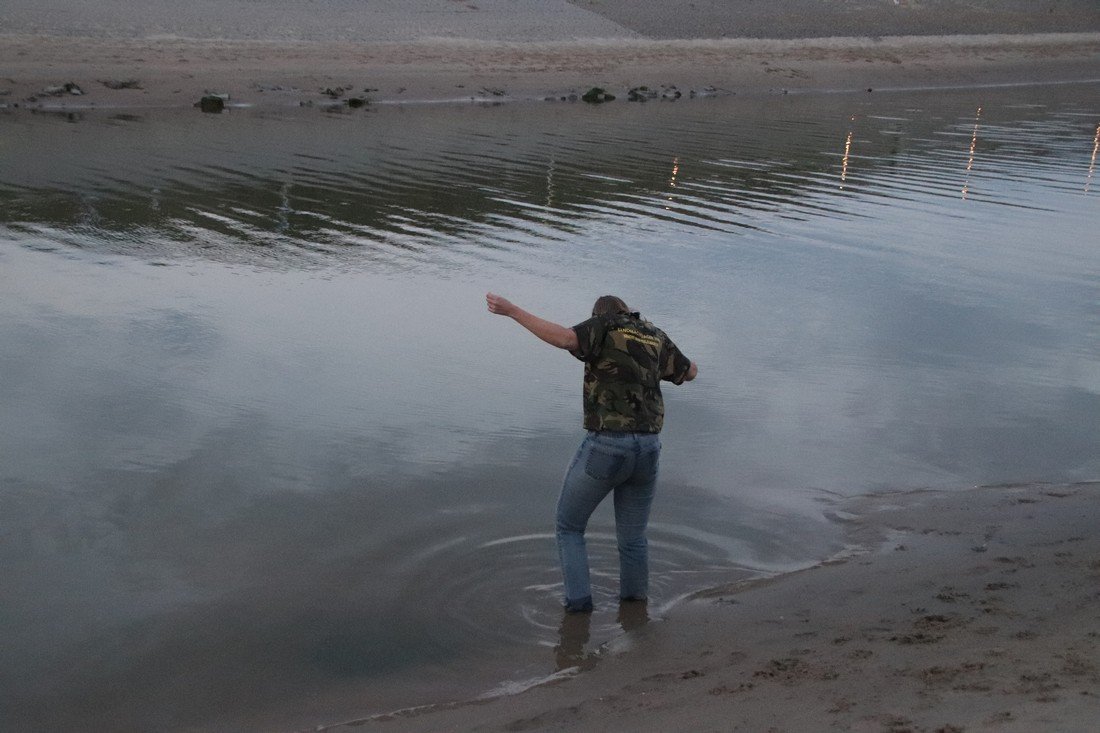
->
[[196, 94, 226, 113], [581, 87, 615, 104]]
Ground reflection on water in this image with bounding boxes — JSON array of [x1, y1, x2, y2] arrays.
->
[[553, 601, 649, 673], [1088, 121, 1100, 193], [5, 88, 1093, 272], [1, 84, 1099, 731]]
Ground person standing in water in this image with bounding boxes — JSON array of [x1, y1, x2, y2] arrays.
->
[[486, 292, 698, 613]]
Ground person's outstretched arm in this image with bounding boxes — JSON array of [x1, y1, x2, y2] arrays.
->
[[486, 292, 579, 351]]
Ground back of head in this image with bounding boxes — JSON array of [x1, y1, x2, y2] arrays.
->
[[591, 295, 630, 317]]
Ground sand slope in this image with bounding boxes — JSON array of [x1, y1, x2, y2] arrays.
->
[[569, 0, 1100, 39]]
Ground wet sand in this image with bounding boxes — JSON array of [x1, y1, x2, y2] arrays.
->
[[326, 483, 1100, 732]]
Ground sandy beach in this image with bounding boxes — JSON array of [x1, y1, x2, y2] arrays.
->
[[326, 483, 1100, 733], [4, 2, 1100, 731], [6, 34, 1100, 111], [2, 1, 1099, 110]]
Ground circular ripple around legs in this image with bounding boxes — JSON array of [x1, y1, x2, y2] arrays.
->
[[390, 523, 765, 656]]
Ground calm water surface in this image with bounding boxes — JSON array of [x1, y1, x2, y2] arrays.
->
[[2, 85, 1098, 731]]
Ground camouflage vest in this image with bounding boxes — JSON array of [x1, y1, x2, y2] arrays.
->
[[570, 312, 692, 433]]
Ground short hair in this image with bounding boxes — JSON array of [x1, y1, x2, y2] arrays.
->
[[592, 295, 630, 316]]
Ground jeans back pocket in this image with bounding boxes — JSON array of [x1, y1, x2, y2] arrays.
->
[[584, 445, 626, 481]]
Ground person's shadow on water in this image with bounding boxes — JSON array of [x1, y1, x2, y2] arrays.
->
[[554, 600, 650, 672]]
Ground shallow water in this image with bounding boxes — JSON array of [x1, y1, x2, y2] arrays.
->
[[1, 85, 1098, 730]]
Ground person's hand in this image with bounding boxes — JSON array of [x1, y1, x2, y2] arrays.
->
[[486, 292, 516, 317]]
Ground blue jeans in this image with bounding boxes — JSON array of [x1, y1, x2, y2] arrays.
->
[[556, 431, 661, 612]]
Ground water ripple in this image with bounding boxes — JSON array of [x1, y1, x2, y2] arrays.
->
[[1, 90, 1095, 273]]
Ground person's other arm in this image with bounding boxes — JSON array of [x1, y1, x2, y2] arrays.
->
[[486, 292, 579, 351], [662, 337, 698, 384]]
